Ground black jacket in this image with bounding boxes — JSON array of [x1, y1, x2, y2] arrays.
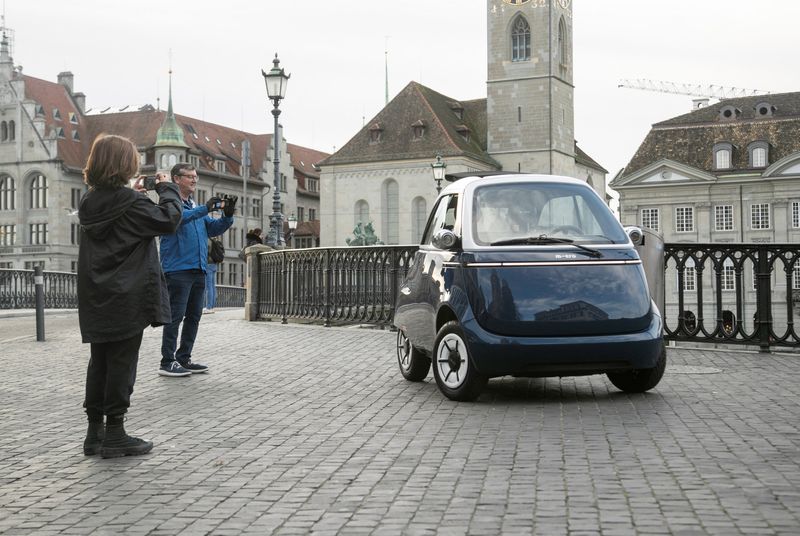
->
[[77, 183, 182, 343]]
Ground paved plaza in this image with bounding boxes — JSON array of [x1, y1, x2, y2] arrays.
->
[[0, 309, 799, 535]]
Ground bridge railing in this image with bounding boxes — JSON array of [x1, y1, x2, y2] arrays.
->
[[254, 245, 418, 327], [664, 243, 800, 351]]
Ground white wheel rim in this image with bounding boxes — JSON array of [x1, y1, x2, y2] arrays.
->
[[397, 331, 412, 372], [436, 333, 468, 389]]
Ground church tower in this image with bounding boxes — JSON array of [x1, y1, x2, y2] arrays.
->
[[487, 0, 575, 176]]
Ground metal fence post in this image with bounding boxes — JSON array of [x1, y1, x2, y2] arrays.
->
[[34, 266, 45, 342], [281, 250, 288, 324], [323, 249, 331, 327], [755, 245, 772, 353]]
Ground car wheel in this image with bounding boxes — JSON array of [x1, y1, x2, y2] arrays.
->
[[432, 321, 487, 401], [607, 344, 667, 393], [396, 329, 431, 381]]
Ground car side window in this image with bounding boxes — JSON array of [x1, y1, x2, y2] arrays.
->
[[421, 194, 459, 245]]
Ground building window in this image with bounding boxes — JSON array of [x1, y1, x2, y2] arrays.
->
[[280, 174, 287, 193], [216, 160, 226, 173], [71, 223, 81, 245], [355, 200, 369, 225], [252, 198, 261, 219], [189, 155, 200, 166], [68, 112, 79, 124], [382, 179, 399, 244], [748, 142, 769, 168], [641, 208, 659, 232], [71, 188, 83, 210], [412, 197, 427, 243], [792, 201, 800, 228], [296, 207, 304, 222], [675, 206, 694, 233], [557, 17, 568, 72], [681, 259, 696, 292], [718, 106, 740, 121], [0, 224, 15, 245], [53, 108, 61, 120], [714, 205, 734, 231], [721, 259, 735, 291], [368, 124, 383, 144], [754, 102, 775, 118], [25, 261, 45, 270], [713, 143, 733, 170], [751, 203, 770, 230], [411, 120, 426, 140], [511, 15, 531, 62], [0, 176, 15, 210], [1, 121, 7, 141], [309, 208, 316, 221], [307, 178, 319, 193], [455, 125, 471, 143], [29, 223, 48, 245], [29, 174, 48, 209], [794, 265, 800, 291], [7, 120, 14, 141]]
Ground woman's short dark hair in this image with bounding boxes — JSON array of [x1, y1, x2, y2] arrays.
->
[[83, 134, 139, 189]]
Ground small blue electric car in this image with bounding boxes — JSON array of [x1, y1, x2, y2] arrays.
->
[[393, 173, 665, 401]]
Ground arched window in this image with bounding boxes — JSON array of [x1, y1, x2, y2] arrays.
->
[[1, 121, 7, 141], [382, 179, 399, 245], [557, 17, 568, 69], [354, 199, 369, 225], [29, 174, 48, 209], [168, 153, 178, 167], [0, 176, 14, 210], [7, 120, 13, 141], [713, 142, 733, 170], [160, 154, 168, 169], [748, 141, 769, 168], [411, 197, 427, 243], [511, 15, 531, 62]]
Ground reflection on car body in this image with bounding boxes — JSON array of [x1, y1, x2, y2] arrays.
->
[[393, 173, 665, 401]]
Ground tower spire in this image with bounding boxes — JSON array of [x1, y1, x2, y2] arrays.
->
[[154, 58, 188, 148]]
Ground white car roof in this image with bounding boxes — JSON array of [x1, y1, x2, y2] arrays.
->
[[438, 173, 589, 196]]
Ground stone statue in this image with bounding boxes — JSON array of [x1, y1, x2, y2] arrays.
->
[[346, 221, 384, 246]]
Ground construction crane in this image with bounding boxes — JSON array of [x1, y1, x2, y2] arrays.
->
[[618, 79, 770, 100]]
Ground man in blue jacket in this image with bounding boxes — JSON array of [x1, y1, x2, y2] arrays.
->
[[159, 163, 235, 377]]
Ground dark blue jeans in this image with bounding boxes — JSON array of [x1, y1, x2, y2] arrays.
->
[[161, 270, 206, 367]]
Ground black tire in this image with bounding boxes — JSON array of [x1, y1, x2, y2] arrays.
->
[[432, 321, 487, 401], [607, 344, 667, 393], [397, 329, 431, 381]]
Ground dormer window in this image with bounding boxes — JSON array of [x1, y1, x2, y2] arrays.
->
[[55, 127, 65, 139], [754, 102, 775, 118], [71, 130, 80, 141], [713, 142, 734, 170], [368, 123, 383, 144], [68, 112, 78, 125], [748, 141, 769, 168], [216, 160, 226, 173], [450, 102, 464, 120], [455, 125, 471, 143], [718, 105, 741, 121], [411, 120, 426, 140], [53, 108, 61, 121], [34, 104, 45, 117]]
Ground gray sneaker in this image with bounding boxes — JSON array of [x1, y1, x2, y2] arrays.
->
[[158, 361, 192, 377]]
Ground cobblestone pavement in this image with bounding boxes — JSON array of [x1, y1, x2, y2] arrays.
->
[[0, 309, 799, 535]]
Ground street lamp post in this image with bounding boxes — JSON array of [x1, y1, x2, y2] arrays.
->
[[431, 153, 447, 193], [262, 54, 290, 248], [286, 213, 298, 248]]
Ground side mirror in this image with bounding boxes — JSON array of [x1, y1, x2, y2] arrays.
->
[[625, 226, 644, 246], [431, 229, 459, 250]]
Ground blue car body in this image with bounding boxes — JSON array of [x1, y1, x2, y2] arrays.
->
[[393, 174, 664, 399]]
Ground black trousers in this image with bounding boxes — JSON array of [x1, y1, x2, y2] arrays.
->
[[84, 331, 143, 420]]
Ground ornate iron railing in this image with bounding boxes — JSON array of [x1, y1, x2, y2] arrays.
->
[[0, 269, 244, 310], [257, 246, 418, 326], [664, 243, 800, 351], [0, 269, 78, 309], [216, 285, 245, 308]]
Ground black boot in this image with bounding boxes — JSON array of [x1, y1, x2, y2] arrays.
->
[[83, 420, 105, 456], [100, 416, 153, 459]]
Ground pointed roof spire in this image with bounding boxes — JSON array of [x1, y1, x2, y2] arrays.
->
[[155, 66, 188, 148]]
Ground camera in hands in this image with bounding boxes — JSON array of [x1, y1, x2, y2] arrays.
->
[[143, 176, 158, 190]]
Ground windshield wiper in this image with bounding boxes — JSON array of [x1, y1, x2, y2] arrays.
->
[[490, 235, 603, 257]]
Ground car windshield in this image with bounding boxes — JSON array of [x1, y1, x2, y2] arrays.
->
[[471, 182, 627, 246]]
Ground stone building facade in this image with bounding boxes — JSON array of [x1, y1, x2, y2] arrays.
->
[[319, 0, 606, 247], [0, 34, 328, 284], [611, 92, 800, 331]]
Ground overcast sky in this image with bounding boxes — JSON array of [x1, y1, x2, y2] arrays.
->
[[8, 0, 799, 178]]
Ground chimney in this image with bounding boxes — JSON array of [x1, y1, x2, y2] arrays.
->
[[692, 98, 709, 110], [57, 71, 74, 94], [73, 92, 86, 113]]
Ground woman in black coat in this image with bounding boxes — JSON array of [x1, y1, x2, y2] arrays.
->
[[78, 134, 182, 458]]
